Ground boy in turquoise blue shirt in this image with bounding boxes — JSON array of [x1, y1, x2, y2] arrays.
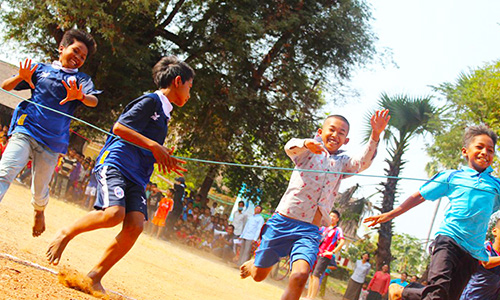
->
[[365, 125, 500, 300]]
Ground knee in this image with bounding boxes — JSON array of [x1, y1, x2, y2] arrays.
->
[[122, 220, 144, 237], [102, 208, 125, 226], [289, 270, 309, 286]]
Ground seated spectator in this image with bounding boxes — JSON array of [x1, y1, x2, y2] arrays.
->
[[175, 225, 189, 243], [193, 194, 203, 209], [199, 231, 213, 252], [213, 225, 236, 263], [199, 207, 213, 232], [210, 202, 218, 215], [183, 202, 194, 221], [192, 206, 201, 225]]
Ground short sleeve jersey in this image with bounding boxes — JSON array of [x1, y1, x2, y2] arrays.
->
[[318, 225, 344, 259], [460, 241, 500, 300], [419, 167, 500, 261], [11, 62, 100, 153], [154, 197, 174, 220], [95, 93, 169, 188]]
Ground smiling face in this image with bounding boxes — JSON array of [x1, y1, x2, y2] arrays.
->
[[462, 134, 495, 172], [59, 40, 88, 69], [318, 117, 350, 154]]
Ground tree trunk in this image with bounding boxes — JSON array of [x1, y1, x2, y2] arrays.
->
[[198, 164, 219, 206], [376, 138, 405, 271]]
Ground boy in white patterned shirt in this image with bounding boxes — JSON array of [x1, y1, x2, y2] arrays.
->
[[240, 110, 390, 300]]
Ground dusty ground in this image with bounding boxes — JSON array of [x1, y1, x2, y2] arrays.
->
[[0, 183, 344, 300]]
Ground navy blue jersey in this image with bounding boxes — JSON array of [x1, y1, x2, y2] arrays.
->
[[11, 62, 100, 153], [460, 241, 500, 300], [95, 93, 169, 188]]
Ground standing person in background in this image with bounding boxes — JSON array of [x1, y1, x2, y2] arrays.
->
[[367, 264, 391, 300], [232, 201, 248, 237], [151, 189, 174, 239], [343, 253, 372, 300], [165, 177, 185, 236], [238, 205, 265, 266], [306, 210, 345, 300]]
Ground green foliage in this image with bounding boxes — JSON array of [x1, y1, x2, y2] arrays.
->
[[344, 235, 377, 264], [390, 233, 428, 276], [427, 61, 500, 174], [2, 0, 378, 205]]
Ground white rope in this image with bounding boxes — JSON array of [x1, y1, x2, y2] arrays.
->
[[0, 253, 138, 300]]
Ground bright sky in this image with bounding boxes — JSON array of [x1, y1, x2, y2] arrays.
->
[[329, 0, 500, 241], [1, 1, 500, 242]]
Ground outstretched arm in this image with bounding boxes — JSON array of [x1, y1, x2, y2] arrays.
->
[[482, 256, 500, 269], [364, 191, 425, 227], [113, 122, 186, 176], [1, 59, 38, 91]]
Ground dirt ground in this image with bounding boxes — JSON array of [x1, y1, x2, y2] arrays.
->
[[0, 183, 344, 300]]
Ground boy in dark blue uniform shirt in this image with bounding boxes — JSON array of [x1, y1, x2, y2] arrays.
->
[[0, 29, 99, 237], [460, 218, 500, 300], [46, 56, 194, 294]]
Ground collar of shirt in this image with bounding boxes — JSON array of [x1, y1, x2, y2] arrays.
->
[[155, 90, 173, 118], [51, 61, 78, 74], [461, 166, 493, 176]]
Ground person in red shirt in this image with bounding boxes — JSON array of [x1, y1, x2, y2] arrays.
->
[[305, 210, 345, 299], [367, 264, 391, 300], [152, 189, 174, 239]]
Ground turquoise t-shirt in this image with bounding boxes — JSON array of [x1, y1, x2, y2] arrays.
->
[[420, 166, 500, 261], [390, 278, 408, 287]]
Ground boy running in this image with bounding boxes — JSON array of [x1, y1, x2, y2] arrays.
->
[[241, 110, 390, 300], [46, 56, 194, 294], [0, 29, 99, 237], [365, 125, 500, 300]]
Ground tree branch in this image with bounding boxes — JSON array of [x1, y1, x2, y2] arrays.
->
[[159, 0, 185, 29]]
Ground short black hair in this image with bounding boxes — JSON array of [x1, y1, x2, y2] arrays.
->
[[152, 56, 195, 89], [325, 114, 350, 131], [331, 209, 341, 221], [238, 201, 245, 206], [151, 183, 157, 187], [463, 124, 497, 148], [60, 29, 97, 55], [227, 224, 235, 230], [401, 272, 408, 276]]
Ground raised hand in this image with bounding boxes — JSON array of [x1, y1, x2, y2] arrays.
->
[[18, 58, 38, 89], [370, 109, 391, 140], [305, 139, 328, 155], [60, 79, 84, 105]]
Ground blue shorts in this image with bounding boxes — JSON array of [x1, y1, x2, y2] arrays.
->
[[254, 213, 321, 270], [94, 165, 148, 220]]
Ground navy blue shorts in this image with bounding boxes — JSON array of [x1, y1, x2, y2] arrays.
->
[[94, 165, 148, 220], [254, 213, 321, 270]]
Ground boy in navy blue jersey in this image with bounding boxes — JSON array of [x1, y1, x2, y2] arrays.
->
[[0, 29, 99, 237], [365, 125, 500, 300], [46, 56, 194, 294]]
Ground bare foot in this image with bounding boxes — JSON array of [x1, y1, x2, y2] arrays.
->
[[87, 271, 106, 295], [240, 259, 254, 279], [388, 283, 404, 300], [46, 229, 72, 265], [32, 210, 45, 237]]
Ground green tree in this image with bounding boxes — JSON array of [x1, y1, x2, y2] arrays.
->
[[2, 0, 378, 205], [427, 60, 500, 173], [367, 94, 439, 271], [344, 234, 377, 266], [390, 233, 428, 275]]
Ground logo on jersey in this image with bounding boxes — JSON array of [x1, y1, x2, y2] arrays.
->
[[114, 187, 125, 199], [41, 72, 50, 78], [141, 197, 147, 206], [67, 76, 77, 84], [151, 112, 160, 121]]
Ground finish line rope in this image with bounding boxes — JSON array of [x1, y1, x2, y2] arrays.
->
[[0, 87, 497, 196]]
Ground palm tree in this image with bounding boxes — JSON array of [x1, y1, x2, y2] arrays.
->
[[367, 93, 439, 271]]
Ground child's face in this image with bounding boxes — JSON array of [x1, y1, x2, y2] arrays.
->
[[493, 220, 500, 239], [59, 40, 88, 69], [170, 77, 193, 107], [318, 117, 349, 154], [330, 212, 339, 226], [462, 134, 495, 172]]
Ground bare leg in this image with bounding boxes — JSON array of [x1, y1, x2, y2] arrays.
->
[[87, 211, 144, 292], [46, 206, 125, 265], [306, 274, 320, 299], [240, 259, 274, 281], [281, 259, 310, 300], [33, 209, 45, 237]]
